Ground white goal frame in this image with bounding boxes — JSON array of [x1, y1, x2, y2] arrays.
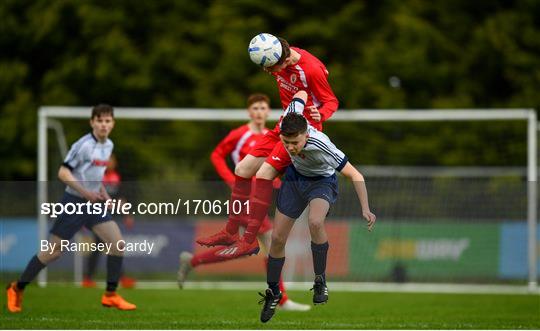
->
[[37, 107, 538, 292]]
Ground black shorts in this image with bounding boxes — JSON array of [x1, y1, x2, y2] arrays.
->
[[276, 165, 338, 219], [50, 192, 113, 240]]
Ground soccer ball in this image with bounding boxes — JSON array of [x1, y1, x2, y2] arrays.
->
[[248, 33, 282, 67]]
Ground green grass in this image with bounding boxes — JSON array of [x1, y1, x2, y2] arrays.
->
[[1, 286, 539, 329]]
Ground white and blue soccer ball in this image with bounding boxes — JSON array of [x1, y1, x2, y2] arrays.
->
[[248, 33, 282, 67]]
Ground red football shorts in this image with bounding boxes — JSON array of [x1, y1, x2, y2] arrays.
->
[[248, 129, 291, 173]]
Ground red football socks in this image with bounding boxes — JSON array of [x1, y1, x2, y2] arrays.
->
[[243, 178, 273, 243], [225, 175, 252, 235]]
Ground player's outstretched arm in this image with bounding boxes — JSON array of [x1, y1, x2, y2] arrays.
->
[[339, 162, 376, 231], [58, 166, 103, 202]]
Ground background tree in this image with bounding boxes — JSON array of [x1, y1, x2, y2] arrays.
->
[[1, 0, 539, 179]]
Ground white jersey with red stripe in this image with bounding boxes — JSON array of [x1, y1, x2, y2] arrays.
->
[[229, 124, 268, 165], [62, 132, 114, 197]]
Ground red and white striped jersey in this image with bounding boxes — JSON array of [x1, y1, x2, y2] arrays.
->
[[210, 124, 268, 185]]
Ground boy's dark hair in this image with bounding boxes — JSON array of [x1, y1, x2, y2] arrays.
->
[[247, 93, 270, 108], [275, 37, 291, 66], [91, 104, 114, 119], [280, 113, 307, 137]]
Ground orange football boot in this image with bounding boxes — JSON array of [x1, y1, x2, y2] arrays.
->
[[101, 292, 136, 310], [6, 282, 23, 313]]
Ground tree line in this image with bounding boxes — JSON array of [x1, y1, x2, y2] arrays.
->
[[1, 0, 538, 180]]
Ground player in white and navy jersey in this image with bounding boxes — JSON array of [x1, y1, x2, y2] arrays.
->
[[258, 91, 376, 323], [6, 105, 136, 313]]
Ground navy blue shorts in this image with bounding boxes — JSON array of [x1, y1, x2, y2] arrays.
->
[[276, 165, 338, 219], [50, 192, 113, 240]]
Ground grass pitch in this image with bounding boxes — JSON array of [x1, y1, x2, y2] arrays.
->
[[1, 286, 539, 329]]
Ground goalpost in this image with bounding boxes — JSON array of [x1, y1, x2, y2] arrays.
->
[[37, 107, 538, 292]]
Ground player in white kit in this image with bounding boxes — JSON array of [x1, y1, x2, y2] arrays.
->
[[6, 104, 136, 313], [258, 91, 376, 323]]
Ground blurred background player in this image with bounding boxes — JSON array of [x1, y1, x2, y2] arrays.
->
[[82, 153, 137, 289], [6, 105, 136, 312], [177, 93, 310, 311], [198, 35, 340, 258], [259, 94, 376, 323]]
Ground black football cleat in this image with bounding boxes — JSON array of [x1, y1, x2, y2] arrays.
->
[[258, 288, 282, 323], [311, 275, 328, 305]]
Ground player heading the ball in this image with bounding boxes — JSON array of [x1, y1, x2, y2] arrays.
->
[[198, 33, 339, 260]]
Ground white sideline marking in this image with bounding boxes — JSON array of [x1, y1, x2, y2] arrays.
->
[[132, 281, 540, 295]]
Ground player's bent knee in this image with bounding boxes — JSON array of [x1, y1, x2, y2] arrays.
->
[[271, 234, 287, 249], [256, 163, 278, 180], [110, 238, 125, 254], [234, 166, 251, 178], [308, 218, 325, 232], [100, 238, 125, 255], [235, 161, 256, 178]]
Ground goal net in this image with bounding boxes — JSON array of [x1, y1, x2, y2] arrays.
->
[[3, 107, 537, 291]]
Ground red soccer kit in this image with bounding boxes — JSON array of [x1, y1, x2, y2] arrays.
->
[[248, 47, 339, 172], [199, 46, 339, 248], [210, 124, 273, 233]]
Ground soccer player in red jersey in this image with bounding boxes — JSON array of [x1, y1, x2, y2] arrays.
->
[[198, 36, 339, 258], [177, 93, 310, 311]]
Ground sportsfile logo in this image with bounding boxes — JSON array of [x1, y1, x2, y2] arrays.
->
[[40, 198, 249, 217]]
